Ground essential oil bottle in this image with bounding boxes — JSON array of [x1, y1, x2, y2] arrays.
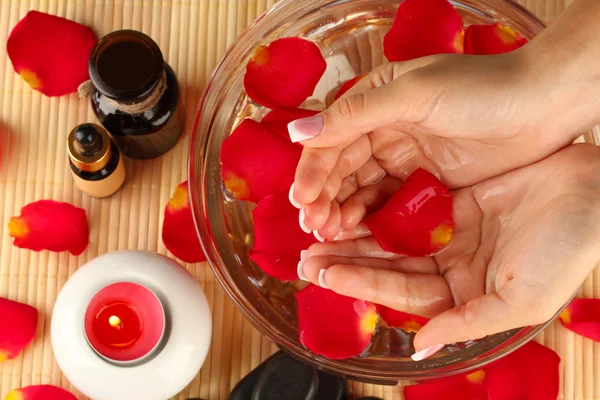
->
[[87, 30, 184, 159], [67, 123, 126, 198]]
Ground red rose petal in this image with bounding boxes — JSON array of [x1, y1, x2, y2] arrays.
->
[[464, 23, 528, 55], [376, 305, 429, 332], [6, 11, 97, 96], [4, 385, 77, 400], [0, 298, 37, 362], [162, 181, 206, 263], [296, 284, 378, 359], [249, 192, 318, 281], [404, 370, 487, 400], [8, 200, 89, 255], [261, 107, 319, 144], [221, 119, 301, 202], [486, 341, 560, 400], [365, 168, 454, 256], [244, 37, 327, 108], [334, 74, 367, 100], [558, 298, 600, 342], [383, 0, 464, 62]]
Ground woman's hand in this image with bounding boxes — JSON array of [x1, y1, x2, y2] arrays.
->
[[298, 144, 600, 358], [289, 42, 600, 241]]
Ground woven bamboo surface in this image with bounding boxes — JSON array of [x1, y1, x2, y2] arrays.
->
[[0, 0, 596, 399]]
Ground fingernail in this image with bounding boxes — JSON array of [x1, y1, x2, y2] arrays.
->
[[318, 269, 329, 289], [297, 260, 309, 282], [333, 228, 343, 241], [411, 344, 445, 362], [289, 183, 301, 209], [299, 208, 311, 234], [313, 230, 325, 242], [300, 250, 308, 261], [288, 115, 324, 143]]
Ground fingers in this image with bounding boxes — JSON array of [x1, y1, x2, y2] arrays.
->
[[313, 200, 341, 241], [340, 177, 402, 230], [355, 158, 386, 187], [412, 280, 531, 351], [316, 263, 453, 317], [288, 57, 444, 148], [307, 237, 398, 259]]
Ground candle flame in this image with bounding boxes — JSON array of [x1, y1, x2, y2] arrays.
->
[[109, 315, 121, 328]]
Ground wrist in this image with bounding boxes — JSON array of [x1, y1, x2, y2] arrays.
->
[[517, 2, 600, 140]]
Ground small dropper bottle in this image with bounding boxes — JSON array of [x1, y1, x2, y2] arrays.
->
[[67, 123, 126, 198]]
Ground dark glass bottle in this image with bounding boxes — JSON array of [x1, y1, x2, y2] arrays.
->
[[88, 30, 184, 160]]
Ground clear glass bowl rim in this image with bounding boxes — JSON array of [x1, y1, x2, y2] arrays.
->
[[188, 0, 586, 383]]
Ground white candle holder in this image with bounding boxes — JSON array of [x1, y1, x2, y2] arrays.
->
[[51, 250, 212, 400]]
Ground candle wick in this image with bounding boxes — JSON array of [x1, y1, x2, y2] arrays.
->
[[109, 315, 122, 328]]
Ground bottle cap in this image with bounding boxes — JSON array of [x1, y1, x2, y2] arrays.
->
[[67, 123, 113, 172]]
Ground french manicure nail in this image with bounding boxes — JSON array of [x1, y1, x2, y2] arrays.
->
[[318, 269, 329, 289], [288, 115, 324, 143], [411, 344, 445, 362], [299, 208, 311, 234], [289, 183, 301, 209], [313, 230, 325, 242], [300, 250, 308, 261], [297, 260, 309, 282]]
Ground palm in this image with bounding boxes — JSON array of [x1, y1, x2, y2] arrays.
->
[[304, 145, 600, 333]]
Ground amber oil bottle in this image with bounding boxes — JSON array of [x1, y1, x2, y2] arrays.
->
[[67, 123, 126, 198]]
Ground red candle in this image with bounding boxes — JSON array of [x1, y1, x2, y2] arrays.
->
[[84, 282, 165, 362]]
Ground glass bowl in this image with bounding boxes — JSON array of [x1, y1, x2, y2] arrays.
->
[[189, 0, 598, 383]]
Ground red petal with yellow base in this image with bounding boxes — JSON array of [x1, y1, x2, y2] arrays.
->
[[261, 107, 319, 144], [162, 181, 206, 263], [365, 168, 454, 256], [404, 370, 487, 400], [376, 305, 430, 332], [244, 37, 327, 108], [486, 341, 560, 400], [297, 284, 379, 359], [4, 385, 77, 400], [8, 200, 89, 255], [221, 119, 301, 202], [6, 11, 97, 96], [383, 0, 464, 62], [0, 298, 37, 362], [559, 298, 600, 342], [249, 192, 318, 281], [464, 23, 528, 55], [334, 74, 367, 100]]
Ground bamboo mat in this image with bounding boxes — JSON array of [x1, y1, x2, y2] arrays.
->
[[0, 0, 597, 399]]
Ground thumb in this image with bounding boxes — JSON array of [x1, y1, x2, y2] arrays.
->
[[287, 78, 415, 148], [412, 282, 536, 359]]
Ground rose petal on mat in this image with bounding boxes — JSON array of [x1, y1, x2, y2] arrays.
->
[[296, 284, 378, 359], [221, 119, 301, 202], [244, 37, 327, 108], [383, 0, 464, 62], [486, 341, 560, 400], [464, 23, 528, 55], [376, 305, 430, 332], [6, 11, 97, 96], [365, 168, 454, 256], [249, 192, 318, 281], [261, 107, 319, 144], [4, 385, 77, 400], [404, 370, 487, 400], [162, 181, 206, 263], [0, 298, 37, 362], [8, 200, 89, 255], [558, 298, 600, 342], [334, 74, 367, 100]]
